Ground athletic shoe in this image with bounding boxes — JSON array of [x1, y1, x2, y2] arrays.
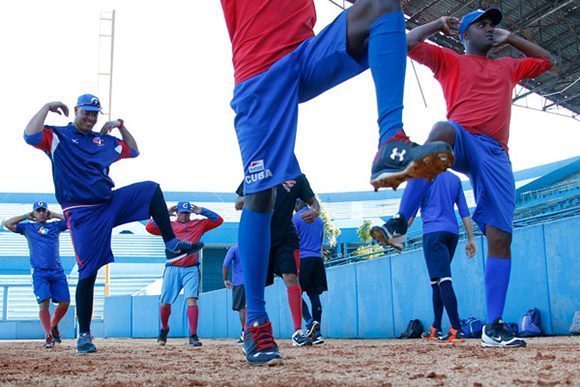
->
[[44, 334, 55, 349], [188, 334, 202, 347], [77, 332, 97, 353], [481, 318, 527, 348], [51, 326, 62, 344], [370, 213, 408, 252], [291, 329, 313, 347], [421, 326, 442, 341], [371, 132, 453, 190], [243, 320, 283, 366], [305, 320, 320, 339], [158, 328, 169, 346], [236, 331, 244, 344], [165, 241, 204, 264], [312, 334, 325, 345], [439, 328, 465, 343]]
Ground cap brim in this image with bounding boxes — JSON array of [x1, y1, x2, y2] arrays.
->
[[177, 210, 192, 214], [477, 8, 502, 26], [78, 106, 102, 112]]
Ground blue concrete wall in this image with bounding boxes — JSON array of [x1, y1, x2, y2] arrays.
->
[[3, 216, 577, 340], [0, 305, 75, 340]]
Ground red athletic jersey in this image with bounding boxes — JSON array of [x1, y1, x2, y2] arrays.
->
[[221, 0, 316, 84], [409, 42, 552, 151], [146, 216, 223, 267]]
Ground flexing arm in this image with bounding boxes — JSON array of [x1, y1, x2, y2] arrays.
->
[[3, 213, 33, 232], [25, 102, 69, 136], [101, 120, 139, 155], [495, 29, 555, 64], [461, 216, 477, 258], [407, 17, 458, 51]]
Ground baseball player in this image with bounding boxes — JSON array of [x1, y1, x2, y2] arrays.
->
[[24, 95, 203, 353], [222, 244, 246, 343], [147, 202, 223, 347], [372, 8, 554, 348], [3, 201, 70, 348]]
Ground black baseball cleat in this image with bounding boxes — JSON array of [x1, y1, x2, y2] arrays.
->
[[291, 329, 313, 347], [305, 320, 320, 339], [51, 326, 62, 344], [243, 320, 283, 366], [371, 132, 453, 191], [165, 241, 204, 263], [481, 318, 527, 348], [370, 213, 408, 252], [312, 334, 325, 345], [158, 328, 169, 346], [44, 334, 55, 349], [188, 334, 202, 347]]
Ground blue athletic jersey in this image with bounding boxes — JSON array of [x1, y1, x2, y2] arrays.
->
[[223, 245, 244, 286], [24, 123, 138, 207], [413, 171, 470, 235], [292, 208, 324, 259], [16, 220, 68, 269]]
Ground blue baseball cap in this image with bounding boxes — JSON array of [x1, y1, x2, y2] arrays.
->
[[459, 8, 502, 42], [76, 94, 102, 112], [177, 201, 192, 213], [33, 201, 48, 211]]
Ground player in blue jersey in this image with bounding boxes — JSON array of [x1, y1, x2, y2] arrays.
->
[[292, 199, 327, 345], [3, 201, 70, 348], [23, 94, 203, 353], [223, 245, 246, 343], [402, 172, 476, 343]]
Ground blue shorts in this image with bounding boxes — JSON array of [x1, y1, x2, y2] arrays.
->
[[422, 232, 458, 280], [32, 267, 70, 304], [160, 265, 200, 304], [64, 181, 158, 280], [450, 122, 515, 234], [231, 10, 368, 194]]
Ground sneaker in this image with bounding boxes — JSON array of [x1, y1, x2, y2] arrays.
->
[[77, 332, 97, 353], [44, 334, 55, 349], [439, 328, 465, 343], [165, 241, 204, 263], [371, 132, 453, 191], [158, 328, 169, 346], [243, 320, 283, 366], [291, 329, 313, 347], [305, 320, 320, 339], [312, 334, 325, 345], [235, 331, 244, 344], [370, 213, 408, 252], [421, 326, 443, 341], [481, 318, 527, 348], [51, 326, 62, 344], [188, 334, 202, 347]]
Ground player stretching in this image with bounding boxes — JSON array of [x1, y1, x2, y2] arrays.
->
[[402, 172, 476, 342], [223, 245, 246, 343], [221, 0, 452, 365], [24, 95, 203, 353], [372, 8, 554, 348], [3, 201, 70, 348], [293, 199, 327, 345], [147, 201, 223, 347], [236, 174, 321, 349]]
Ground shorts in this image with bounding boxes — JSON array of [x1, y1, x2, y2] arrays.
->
[[32, 267, 70, 304], [64, 181, 158, 280], [160, 265, 200, 305], [267, 239, 300, 286], [231, 9, 368, 194], [232, 285, 246, 311], [299, 257, 328, 294], [450, 121, 515, 234], [422, 231, 458, 280]]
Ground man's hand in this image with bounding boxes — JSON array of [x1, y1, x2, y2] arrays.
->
[[439, 16, 459, 36], [493, 28, 512, 47], [224, 280, 234, 289], [300, 209, 319, 224], [191, 205, 202, 215], [168, 205, 178, 216], [45, 102, 69, 117], [466, 238, 477, 259], [100, 120, 123, 135]]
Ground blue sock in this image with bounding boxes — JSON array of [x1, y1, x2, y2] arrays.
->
[[399, 179, 432, 220], [485, 257, 511, 323], [439, 280, 461, 330], [369, 11, 407, 145], [431, 283, 443, 330], [165, 237, 179, 251], [238, 208, 272, 326]]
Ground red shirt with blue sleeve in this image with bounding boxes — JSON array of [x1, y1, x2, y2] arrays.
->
[[221, 0, 316, 84], [409, 42, 552, 151], [23, 123, 138, 207]]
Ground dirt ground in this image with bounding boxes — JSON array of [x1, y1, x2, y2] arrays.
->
[[0, 337, 578, 386]]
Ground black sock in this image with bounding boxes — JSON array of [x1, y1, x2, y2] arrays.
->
[[302, 298, 312, 322], [439, 280, 461, 330], [76, 273, 97, 334], [308, 292, 322, 326], [149, 186, 176, 243], [431, 283, 444, 330]]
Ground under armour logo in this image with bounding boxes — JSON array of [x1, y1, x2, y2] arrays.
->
[[390, 148, 407, 162]]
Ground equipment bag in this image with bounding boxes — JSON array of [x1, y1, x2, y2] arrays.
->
[[399, 319, 424, 339]]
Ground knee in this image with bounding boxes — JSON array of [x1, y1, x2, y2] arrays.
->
[[186, 297, 198, 306], [283, 274, 299, 287], [427, 121, 455, 145], [39, 300, 50, 311], [243, 188, 276, 213], [59, 302, 70, 308], [367, 0, 401, 15], [488, 233, 512, 256]]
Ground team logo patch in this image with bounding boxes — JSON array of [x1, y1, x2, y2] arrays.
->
[[37, 226, 48, 235], [93, 136, 105, 146], [249, 160, 265, 174]]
